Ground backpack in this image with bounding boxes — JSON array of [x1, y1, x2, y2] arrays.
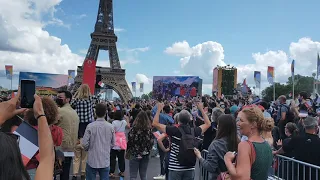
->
[[177, 127, 197, 166], [279, 104, 295, 123]]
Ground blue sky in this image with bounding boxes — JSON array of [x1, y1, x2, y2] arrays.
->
[[1, 0, 320, 95]]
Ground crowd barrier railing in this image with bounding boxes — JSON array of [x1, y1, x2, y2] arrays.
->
[[274, 154, 320, 180], [199, 150, 320, 180], [199, 150, 209, 180]]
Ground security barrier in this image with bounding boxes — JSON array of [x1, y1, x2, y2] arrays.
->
[[199, 150, 209, 180], [274, 154, 320, 180], [199, 150, 320, 180]]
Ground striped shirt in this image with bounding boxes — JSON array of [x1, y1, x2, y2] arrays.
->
[[81, 118, 115, 168], [166, 125, 202, 171]]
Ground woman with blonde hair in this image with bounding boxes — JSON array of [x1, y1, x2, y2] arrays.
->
[[224, 105, 273, 180], [261, 117, 275, 148], [71, 84, 99, 180]]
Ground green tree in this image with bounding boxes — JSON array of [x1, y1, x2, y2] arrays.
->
[[262, 74, 315, 101], [141, 94, 150, 100], [262, 83, 290, 102]]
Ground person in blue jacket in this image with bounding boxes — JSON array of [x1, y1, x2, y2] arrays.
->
[[152, 104, 174, 125]]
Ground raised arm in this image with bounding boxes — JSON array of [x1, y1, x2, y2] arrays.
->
[[198, 102, 211, 134], [34, 94, 55, 180], [152, 103, 167, 133]]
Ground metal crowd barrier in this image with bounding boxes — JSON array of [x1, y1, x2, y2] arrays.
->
[[274, 154, 320, 180], [199, 150, 209, 180], [199, 150, 320, 180]]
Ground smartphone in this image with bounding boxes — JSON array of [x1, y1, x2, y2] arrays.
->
[[20, 79, 36, 108]]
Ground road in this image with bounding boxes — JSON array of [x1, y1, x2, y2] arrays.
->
[[64, 156, 200, 180]]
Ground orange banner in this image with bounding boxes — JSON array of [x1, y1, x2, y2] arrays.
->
[[82, 59, 96, 94]]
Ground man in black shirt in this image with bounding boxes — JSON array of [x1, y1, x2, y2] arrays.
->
[[274, 116, 320, 179]]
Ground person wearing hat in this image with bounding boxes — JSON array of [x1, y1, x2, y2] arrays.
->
[[274, 116, 320, 178]]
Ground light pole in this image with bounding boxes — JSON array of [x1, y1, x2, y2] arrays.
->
[[312, 73, 316, 93]]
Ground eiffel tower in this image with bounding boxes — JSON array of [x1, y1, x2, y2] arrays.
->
[[72, 0, 133, 102]]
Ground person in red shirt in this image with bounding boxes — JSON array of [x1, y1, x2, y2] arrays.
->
[[190, 87, 197, 97], [180, 86, 186, 96]]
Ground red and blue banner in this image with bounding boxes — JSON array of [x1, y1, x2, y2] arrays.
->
[[131, 82, 136, 92], [254, 71, 261, 89]]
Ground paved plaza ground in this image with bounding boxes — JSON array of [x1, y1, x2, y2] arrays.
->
[[63, 156, 200, 180]]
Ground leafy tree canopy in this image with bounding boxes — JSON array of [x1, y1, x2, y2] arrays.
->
[[261, 74, 317, 102]]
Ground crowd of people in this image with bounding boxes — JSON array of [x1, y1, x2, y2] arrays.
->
[[1, 83, 320, 180]]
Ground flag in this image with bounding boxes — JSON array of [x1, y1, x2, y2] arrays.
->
[[267, 66, 274, 84], [242, 79, 248, 93], [291, 60, 295, 77], [68, 70, 75, 84], [82, 59, 96, 94], [5, 65, 13, 80], [14, 121, 39, 166], [139, 83, 144, 93], [131, 82, 136, 92], [98, 81, 105, 87], [317, 53, 320, 77], [254, 71, 261, 89]]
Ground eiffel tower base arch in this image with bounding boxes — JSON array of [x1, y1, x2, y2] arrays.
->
[[71, 67, 133, 103]]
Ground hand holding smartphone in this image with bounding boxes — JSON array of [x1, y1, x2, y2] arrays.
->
[[20, 79, 36, 108]]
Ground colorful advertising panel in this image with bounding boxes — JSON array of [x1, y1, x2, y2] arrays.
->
[[152, 76, 202, 99], [19, 72, 68, 96]]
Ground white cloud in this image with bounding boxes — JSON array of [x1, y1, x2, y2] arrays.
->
[[77, 14, 87, 19], [128, 47, 150, 52], [114, 28, 125, 33], [119, 47, 150, 53], [121, 59, 140, 66], [164, 40, 192, 57], [166, 38, 320, 91], [202, 84, 212, 95], [173, 70, 180, 74], [45, 17, 71, 29], [96, 58, 140, 68], [135, 73, 152, 84], [79, 49, 88, 55], [0, 0, 83, 89], [237, 50, 290, 89], [237, 38, 320, 90], [165, 41, 225, 83]]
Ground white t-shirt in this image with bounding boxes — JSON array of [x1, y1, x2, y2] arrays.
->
[[112, 120, 127, 150]]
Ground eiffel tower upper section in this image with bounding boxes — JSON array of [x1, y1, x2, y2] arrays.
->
[[84, 0, 122, 70]]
